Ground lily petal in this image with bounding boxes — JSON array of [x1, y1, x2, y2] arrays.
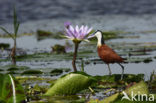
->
[[64, 23, 92, 42], [87, 27, 92, 34]]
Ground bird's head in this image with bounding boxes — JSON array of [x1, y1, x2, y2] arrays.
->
[[94, 30, 105, 46], [94, 30, 102, 38]]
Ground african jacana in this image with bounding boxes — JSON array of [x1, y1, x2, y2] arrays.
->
[[94, 30, 125, 80]]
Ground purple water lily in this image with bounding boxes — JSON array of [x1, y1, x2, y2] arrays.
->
[[64, 22, 94, 72], [65, 25, 93, 42]]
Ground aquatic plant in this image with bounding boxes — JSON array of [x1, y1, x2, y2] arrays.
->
[[0, 74, 25, 102], [89, 81, 151, 103], [64, 22, 94, 72], [45, 72, 95, 96], [0, 8, 20, 65]]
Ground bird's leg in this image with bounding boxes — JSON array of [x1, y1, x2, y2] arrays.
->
[[107, 64, 112, 75], [118, 63, 124, 80]]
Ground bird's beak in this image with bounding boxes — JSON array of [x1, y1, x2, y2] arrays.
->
[[93, 32, 97, 37], [88, 33, 96, 39], [93, 34, 96, 37]]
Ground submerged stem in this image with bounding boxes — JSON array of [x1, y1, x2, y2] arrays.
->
[[72, 42, 79, 72]]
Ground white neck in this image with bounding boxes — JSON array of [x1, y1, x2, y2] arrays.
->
[[95, 31, 104, 47], [96, 33, 102, 46], [97, 36, 102, 46]]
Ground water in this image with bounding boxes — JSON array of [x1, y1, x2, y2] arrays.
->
[[0, 0, 156, 24], [0, 35, 66, 52], [0, 32, 156, 80], [1, 14, 156, 35]]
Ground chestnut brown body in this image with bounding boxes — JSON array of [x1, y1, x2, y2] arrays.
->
[[97, 45, 124, 64]]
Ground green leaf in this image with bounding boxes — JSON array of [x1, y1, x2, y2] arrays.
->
[[125, 81, 149, 97], [0, 74, 26, 103], [88, 93, 119, 103], [45, 73, 94, 96], [100, 93, 119, 103], [13, 7, 20, 37], [0, 27, 14, 39], [114, 81, 150, 103], [15, 22, 20, 37], [13, 7, 17, 33], [88, 81, 150, 103], [0, 7, 20, 39]]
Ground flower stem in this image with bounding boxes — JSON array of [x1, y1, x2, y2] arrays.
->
[[72, 42, 79, 72]]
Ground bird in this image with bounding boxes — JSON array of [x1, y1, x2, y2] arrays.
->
[[94, 30, 125, 80]]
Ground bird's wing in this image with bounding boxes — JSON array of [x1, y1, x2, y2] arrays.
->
[[98, 45, 123, 63]]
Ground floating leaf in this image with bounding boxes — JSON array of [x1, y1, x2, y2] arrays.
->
[[114, 81, 150, 102], [50, 69, 63, 76], [21, 70, 43, 75], [101, 93, 119, 103], [0, 43, 10, 49], [124, 81, 149, 97], [45, 72, 95, 96], [0, 74, 26, 103]]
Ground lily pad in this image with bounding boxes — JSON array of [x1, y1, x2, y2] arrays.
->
[[36, 30, 63, 40], [21, 70, 43, 75], [0, 65, 30, 71], [7, 67, 20, 71], [143, 58, 153, 63], [7, 71, 19, 74], [95, 74, 144, 83], [45, 72, 95, 96], [126, 57, 153, 63], [37, 29, 52, 36], [50, 69, 63, 76], [89, 93, 119, 103], [125, 81, 149, 97], [0, 69, 3, 72], [0, 43, 10, 49]]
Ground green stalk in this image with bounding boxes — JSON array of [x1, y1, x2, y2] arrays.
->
[[0, 7, 19, 65], [72, 42, 79, 72]]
